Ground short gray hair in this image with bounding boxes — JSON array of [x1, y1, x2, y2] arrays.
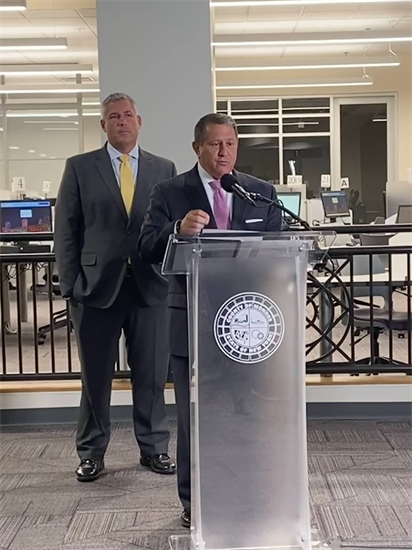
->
[[101, 92, 138, 118], [194, 113, 238, 144]]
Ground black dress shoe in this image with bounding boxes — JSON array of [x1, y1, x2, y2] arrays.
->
[[181, 509, 191, 529], [140, 453, 176, 475], [76, 459, 104, 482]]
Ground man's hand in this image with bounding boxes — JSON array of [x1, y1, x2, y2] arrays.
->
[[179, 210, 210, 236]]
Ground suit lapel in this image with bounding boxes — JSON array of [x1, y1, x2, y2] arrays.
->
[[231, 170, 248, 230], [95, 145, 128, 221], [185, 166, 216, 229]]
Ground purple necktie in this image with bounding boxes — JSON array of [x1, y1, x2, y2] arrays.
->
[[209, 179, 230, 230]]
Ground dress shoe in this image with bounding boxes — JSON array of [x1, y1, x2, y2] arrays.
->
[[76, 459, 104, 482], [140, 453, 176, 475], [181, 509, 191, 528]]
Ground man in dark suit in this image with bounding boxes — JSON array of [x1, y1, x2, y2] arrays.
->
[[138, 113, 282, 527], [54, 92, 177, 482]]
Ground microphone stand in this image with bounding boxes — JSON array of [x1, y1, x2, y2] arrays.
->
[[248, 192, 312, 231]]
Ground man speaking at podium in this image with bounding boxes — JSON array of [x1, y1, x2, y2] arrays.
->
[[138, 113, 282, 527]]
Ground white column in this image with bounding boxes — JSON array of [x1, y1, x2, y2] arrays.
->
[[96, 0, 214, 172]]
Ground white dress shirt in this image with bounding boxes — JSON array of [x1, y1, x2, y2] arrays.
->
[[107, 142, 139, 186], [197, 162, 233, 218]]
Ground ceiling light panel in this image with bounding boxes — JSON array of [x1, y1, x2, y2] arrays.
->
[[0, 38, 68, 51], [216, 77, 374, 89], [0, 0, 26, 10], [212, 31, 412, 47], [212, 0, 412, 6], [216, 56, 400, 71], [0, 64, 94, 76]]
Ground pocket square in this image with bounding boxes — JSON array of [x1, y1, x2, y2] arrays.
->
[[245, 218, 263, 224]]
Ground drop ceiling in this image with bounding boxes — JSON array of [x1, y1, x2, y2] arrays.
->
[[0, 0, 410, 94]]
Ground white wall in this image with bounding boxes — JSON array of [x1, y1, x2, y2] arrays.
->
[[0, 115, 102, 196], [96, 0, 215, 173]]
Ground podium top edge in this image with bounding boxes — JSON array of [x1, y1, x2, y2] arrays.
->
[[171, 231, 334, 242]]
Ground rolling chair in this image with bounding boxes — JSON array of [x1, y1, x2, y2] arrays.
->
[[37, 263, 73, 345], [341, 256, 411, 369]]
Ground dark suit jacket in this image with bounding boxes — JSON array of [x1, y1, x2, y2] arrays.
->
[[138, 165, 282, 356], [54, 144, 176, 309]]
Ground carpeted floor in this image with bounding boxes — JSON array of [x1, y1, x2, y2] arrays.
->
[[0, 419, 411, 550]]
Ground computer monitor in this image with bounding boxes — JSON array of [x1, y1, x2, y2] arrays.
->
[[321, 191, 350, 220], [276, 192, 301, 219], [396, 205, 412, 224], [0, 200, 52, 233]]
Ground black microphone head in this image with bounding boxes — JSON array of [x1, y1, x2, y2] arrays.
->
[[220, 173, 237, 193]]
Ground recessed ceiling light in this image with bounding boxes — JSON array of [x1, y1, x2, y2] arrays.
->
[[0, 38, 67, 51], [24, 121, 79, 124], [39, 154, 47, 157], [0, 87, 99, 94], [0, 0, 26, 11], [216, 56, 400, 71], [0, 64, 93, 76], [28, 150, 35, 153], [213, 31, 412, 47], [43, 127, 78, 131], [9, 146, 19, 149], [212, 0, 412, 6], [216, 77, 373, 89]]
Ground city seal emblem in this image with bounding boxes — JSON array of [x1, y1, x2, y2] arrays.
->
[[213, 292, 285, 364]]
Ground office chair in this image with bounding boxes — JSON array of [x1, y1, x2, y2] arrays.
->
[[341, 256, 410, 371], [37, 264, 72, 345]]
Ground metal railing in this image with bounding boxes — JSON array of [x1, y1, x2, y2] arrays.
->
[[1, 225, 411, 380]]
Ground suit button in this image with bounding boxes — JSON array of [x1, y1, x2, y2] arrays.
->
[[127, 230, 131, 236]]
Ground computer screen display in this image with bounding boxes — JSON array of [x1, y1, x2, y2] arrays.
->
[[0, 200, 52, 233], [321, 191, 350, 218], [397, 205, 412, 224], [276, 192, 301, 218]]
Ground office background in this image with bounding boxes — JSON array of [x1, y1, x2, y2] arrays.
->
[[0, 0, 411, 224]]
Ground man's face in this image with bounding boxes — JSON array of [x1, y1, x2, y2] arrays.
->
[[101, 99, 142, 153], [193, 123, 238, 180]]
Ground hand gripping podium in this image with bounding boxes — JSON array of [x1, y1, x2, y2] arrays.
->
[[163, 232, 329, 550]]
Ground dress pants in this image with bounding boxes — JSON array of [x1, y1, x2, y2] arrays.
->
[[70, 273, 170, 460], [170, 353, 191, 510]]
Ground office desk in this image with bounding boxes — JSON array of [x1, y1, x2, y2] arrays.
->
[[1, 242, 52, 333]]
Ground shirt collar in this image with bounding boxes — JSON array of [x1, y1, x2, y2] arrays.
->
[[197, 162, 228, 187], [107, 141, 139, 161]]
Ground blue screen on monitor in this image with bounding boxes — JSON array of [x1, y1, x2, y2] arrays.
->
[[276, 192, 301, 217]]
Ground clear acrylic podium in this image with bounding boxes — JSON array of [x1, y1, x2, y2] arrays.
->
[[163, 232, 332, 550]]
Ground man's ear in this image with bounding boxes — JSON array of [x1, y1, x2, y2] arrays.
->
[[100, 119, 106, 133], [192, 141, 200, 157]]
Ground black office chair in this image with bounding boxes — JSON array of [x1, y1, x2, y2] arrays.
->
[[37, 265, 72, 345], [341, 256, 411, 370]]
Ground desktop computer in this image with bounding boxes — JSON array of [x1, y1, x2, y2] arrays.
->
[[396, 205, 412, 224], [0, 200, 52, 233], [320, 190, 350, 223], [276, 191, 301, 221]]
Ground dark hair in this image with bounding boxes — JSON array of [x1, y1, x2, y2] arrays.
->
[[194, 113, 238, 144]]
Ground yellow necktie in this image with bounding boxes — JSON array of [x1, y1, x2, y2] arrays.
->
[[119, 154, 135, 215]]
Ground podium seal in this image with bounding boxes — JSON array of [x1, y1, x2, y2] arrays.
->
[[213, 292, 285, 364]]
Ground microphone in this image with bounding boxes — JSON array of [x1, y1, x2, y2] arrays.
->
[[220, 174, 256, 206], [220, 173, 311, 230]]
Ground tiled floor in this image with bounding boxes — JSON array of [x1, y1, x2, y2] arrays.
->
[[0, 420, 412, 550]]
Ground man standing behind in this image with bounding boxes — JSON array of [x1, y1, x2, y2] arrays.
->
[[55, 92, 176, 481], [138, 113, 282, 526]]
